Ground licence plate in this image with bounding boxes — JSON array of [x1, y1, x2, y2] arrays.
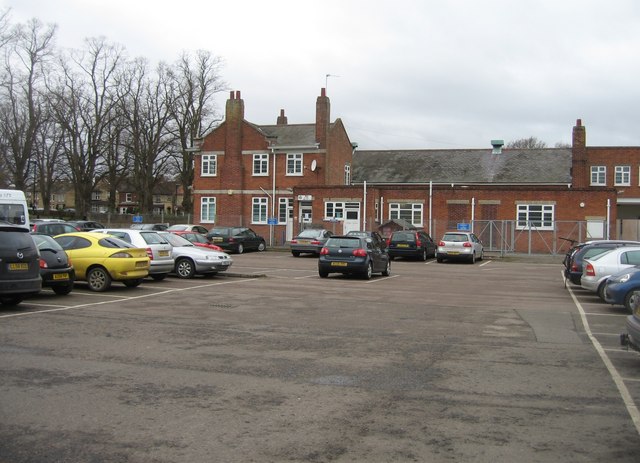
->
[[448, 251, 459, 255], [331, 262, 348, 267], [298, 240, 310, 244], [53, 273, 69, 280], [397, 244, 409, 248], [212, 237, 222, 242], [9, 263, 28, 271], [159, 250, 169, 257]]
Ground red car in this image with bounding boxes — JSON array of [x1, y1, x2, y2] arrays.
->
[[170, 231, 223, 252]]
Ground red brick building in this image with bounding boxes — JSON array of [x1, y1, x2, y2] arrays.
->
[[192, 91, 640, 253]]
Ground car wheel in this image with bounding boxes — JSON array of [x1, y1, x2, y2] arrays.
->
[[176, 258, 196, 279], [469, 253, 476, 264], [363, 262, 373, 280], [292, 251, 300, 257], [123, 278, 143, 288], [87, 267, 112, 292], [319, 270, 329, 278], [420, 249, 427, 261], [597, 281, 607, 301], [52, 285, 73, 295], [624, 291, 638, 313], [478, 249, 484, 261], [257, 241, 266, 252], [382, 260, 391, 276], [436, 256, 444, 263], [0, 296, 23, 305], [151, 274, 167, 281], [236, 243, 244, 254]]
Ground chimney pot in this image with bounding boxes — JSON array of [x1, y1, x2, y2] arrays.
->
[[321, 88, 326, 97], [576, 118, 582, 127]]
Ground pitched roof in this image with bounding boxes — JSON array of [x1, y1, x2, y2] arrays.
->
[[256, 123, 318, 148], [352, 148, 572, 184]]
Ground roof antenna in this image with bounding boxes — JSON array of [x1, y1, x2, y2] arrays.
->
[[325, 74, 340, 91]]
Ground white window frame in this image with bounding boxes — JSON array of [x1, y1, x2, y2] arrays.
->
[[278, 197, 292, 224], [125, 193, 132, 202], [590, 166, 606, 186], [201, 153, 217, 176], [615, 165, 630, 186], [325, 201, 345, 220], [344, 163, 351, 185], [389, 203, 423, 227], [201, 197, 216, 223], [253, 153, 269, 176], [252, 197, 268, 224], [286, 153, 303, 176], [516, 204, 554, 230]]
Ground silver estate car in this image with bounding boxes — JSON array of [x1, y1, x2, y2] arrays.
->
[[93, 228, 175, 280]]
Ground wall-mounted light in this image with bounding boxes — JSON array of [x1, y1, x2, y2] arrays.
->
[[579, 202, 585, 208]]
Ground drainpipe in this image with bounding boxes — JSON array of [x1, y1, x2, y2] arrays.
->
[[362, 180, 367, 230], [429, 181, 433, 235], [271, 146, 276, 246], [607, 198, 611, 239], [471, 197, 476, 233]]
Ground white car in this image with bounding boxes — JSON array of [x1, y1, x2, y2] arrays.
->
[[581, 246, 640, 299], [92, 228, 175, 280], [159, 232, 233, 278], [436, 231, 484, 264]]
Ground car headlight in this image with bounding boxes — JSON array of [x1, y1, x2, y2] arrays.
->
[[617, 273, 632, 283]]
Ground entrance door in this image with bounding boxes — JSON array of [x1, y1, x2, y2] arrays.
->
[[343, 202, 360, 234], [299, 201, 313, 230]]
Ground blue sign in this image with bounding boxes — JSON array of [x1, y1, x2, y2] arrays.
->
[[133, 215, 143, 223], [457, 223, 471, 231], [267, 217, 278, 225]]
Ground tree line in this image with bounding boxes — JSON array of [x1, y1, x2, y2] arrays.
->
[[0, 11, 227, 216]]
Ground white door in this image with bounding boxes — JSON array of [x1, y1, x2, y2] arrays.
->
[[342, 203, 360, 234]]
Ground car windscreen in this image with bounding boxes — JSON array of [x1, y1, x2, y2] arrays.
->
[[391, 232, 415, 242], [442, 233, 468, 242], [161, 233, 192, 247]]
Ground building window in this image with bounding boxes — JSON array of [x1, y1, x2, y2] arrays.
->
[[516, 204, 554, 230], [325, 201, 345, 220], [92, 191, 101, 201], [201, 197, 216, 223], [278, 197, 292, 224], [615, 166, 630, 186], [253, 153, 269, 176], [252, 197, 268, 224], [202, 154, 217, 176], [590, 166, 606, 186], [389, 203, 423, 226], [125, 193, 132, 202], [344, 163, 351, 185], [286, 153, 303, 175]]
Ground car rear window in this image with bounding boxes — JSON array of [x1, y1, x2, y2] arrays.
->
[[140, 232, 168, 244], [299, 229, 324, 238], [442, 233, 468, 242], [326, 237, 361, 248], [209, 228, 230, 237], [391, 232, 416, 243]]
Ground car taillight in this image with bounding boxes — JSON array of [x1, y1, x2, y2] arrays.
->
[[39, 258, 47, 269], [438, 241, 445, 246], [386, 238, 391, 246], [311, 240, 321, 245], [415, 234, 422, 246], [146, 247, 153, 260], [585, 263, 595, 277], [571, 262, 579, 272], [352, 248, 367, 257], [291, 239, 298, 244], [228, 237, 236, 243], [320, 247, 329, 255], [463, 242, 473, 247]]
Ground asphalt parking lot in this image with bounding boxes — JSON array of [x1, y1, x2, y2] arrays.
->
[[1, 252, 640, 462]]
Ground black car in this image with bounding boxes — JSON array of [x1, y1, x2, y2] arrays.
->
[[387, 230, 436, 261], [346, 230, 387, 249], [206, 227, 266, 254], [318, 235, 391, 279], [564, 240, 640, 285], [31, 233, 75, 295], [67, 220, 105, 231], [0, 222, 41, 305]]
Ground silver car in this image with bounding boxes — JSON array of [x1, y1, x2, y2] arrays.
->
[[159, 232, 232, 278], [290, 228, 334, 257], [93, 228, 175, 280], [436, 231, 484, 264]]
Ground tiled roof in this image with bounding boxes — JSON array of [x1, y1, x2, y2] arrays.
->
[[352, 148, 572, 184], [257, 124, 318, 147]]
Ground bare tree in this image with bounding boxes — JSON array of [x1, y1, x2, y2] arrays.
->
[[167, 50, 226, 214], [0, 18, 56, 195], [506, 136, 548, 149], [48, 37, 124, 217], [119, 58, 174, 214]]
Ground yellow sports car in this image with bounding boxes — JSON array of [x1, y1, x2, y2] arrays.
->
[[53, 232, 150, 291]]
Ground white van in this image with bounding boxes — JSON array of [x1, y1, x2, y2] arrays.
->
[[0, 189, 30, 230]]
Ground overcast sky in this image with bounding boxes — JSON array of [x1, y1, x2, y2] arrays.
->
[[3, 0, 640, 150]]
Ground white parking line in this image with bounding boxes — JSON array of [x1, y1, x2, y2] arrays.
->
[[365, 274, 400, 284], [0, 278, 259, 319], [479, 260, 492, 267], [565, 271, 640, 435]]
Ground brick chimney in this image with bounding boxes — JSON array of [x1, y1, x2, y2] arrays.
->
[[315, 88, 330, 149], [571, 118, 587, 188], [277, 109, 288, 125], [224, 90, 245, 221]]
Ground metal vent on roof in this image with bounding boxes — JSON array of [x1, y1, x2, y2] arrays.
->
[[491, 139, 504, 154]]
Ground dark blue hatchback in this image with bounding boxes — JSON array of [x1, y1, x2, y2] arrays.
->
[[318, 235, 390, 280], [603, 266, 640, 312]]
